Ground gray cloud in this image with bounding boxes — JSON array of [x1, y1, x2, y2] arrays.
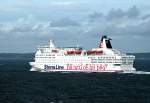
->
[[126, 5, 140, 18], [88, 12, 103, 22], [126, 19, 150, 36], [106, 8, 125, 20], [0, 6, 148, 39], [85, 5, 150, 37], [81, 5, 150, 51], [142, 14, 150, 20], [0, 5, 150, 52], [88, 6, 140, 21], [50, 17, 80, 27]]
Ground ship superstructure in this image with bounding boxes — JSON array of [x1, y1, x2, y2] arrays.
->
[[29, 35, 136, 72]]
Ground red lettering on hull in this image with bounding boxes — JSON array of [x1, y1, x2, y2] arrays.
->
[[67, 64, 108, 71]]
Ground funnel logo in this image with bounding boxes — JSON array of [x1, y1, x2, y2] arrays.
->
[[99, 42, 103, 48]]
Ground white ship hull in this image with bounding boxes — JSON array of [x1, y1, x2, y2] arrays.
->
[[29, 35, 136, 73], [29, 55, 135, 73]]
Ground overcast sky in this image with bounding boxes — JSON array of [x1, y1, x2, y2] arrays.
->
[[0, 0, 150, 53]]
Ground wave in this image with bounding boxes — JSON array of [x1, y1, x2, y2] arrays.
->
[[123, 71, 150, 75]]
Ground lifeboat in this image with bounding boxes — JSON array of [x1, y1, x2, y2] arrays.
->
[[67, 51, 74, 54], [75, 50, 82, 54], [87, 50, 103, 55], [67, 50, 82, 55]]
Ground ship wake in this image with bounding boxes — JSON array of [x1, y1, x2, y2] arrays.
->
[[123, 71, 150, 75]]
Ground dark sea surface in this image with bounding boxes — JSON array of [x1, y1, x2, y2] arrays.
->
[[0, 53, 150, 103]]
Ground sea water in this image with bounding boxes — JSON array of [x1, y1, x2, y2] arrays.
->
[[0, 53, 150, 103]]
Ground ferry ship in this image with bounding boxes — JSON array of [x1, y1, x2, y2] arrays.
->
[[29, 35, 136, 72]]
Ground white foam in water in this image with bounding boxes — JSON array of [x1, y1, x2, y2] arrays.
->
[[123, 71, 150, 74]]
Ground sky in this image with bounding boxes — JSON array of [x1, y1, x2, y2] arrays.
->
[[0, 0, 150, 53]]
